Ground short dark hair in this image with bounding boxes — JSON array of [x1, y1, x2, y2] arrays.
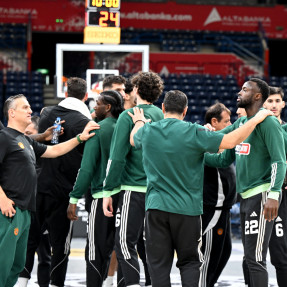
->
[[249, 78, 270, 102], [269, 86, 284, 99], [103, 75, 126, 90], [31, 115, 40, 131], [163, 90, 187, 114], [3, 94, 27, 120], [131, 71, 164, 103], [124, 79, 134, 94], [205, 103, 231, 124], [67, 77, 87, 100], [100, 90, 124, 119]]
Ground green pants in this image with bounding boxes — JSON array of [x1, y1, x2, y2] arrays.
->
[[0, 207, 31, 287]]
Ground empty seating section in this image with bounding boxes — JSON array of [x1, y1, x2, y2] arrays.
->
[[0, 23, 27, 50], [153, 73, 240, 123], [1, 72, 287, 125], [0, 71, 44, 122], [121, 28, 263, 58], [153, 74, 287, 124]]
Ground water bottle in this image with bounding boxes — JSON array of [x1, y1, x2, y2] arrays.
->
[[51, 117, 61, 144]]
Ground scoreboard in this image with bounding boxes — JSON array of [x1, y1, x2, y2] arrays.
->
[[84, 0, 121, 44]]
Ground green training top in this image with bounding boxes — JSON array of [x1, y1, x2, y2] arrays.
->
[[103, 104, 164, 197], [69, 117, 117, 203], [282, 124, 287, 150], [133, 118, 224, 216], [205, 112, 286, 199]]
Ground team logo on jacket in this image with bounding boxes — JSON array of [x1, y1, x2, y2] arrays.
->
[[217, 228, 223, 235], [18, 142, 25, 149], [14, 228, 19, 236], [235, 143, 250, 155]]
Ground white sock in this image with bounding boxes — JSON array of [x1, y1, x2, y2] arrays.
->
[[127, 285, 141, 287], [17, 278, 29, 287], [103, 276, 114, 286]]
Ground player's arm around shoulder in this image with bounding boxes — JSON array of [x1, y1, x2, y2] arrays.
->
[[219, 109, 273, 149], [41, 121, 99, 158], [204, 148, 235, 168]]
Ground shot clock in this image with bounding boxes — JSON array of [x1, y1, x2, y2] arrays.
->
[[87, 11, 120, 27], [84, 0, 121, 44]]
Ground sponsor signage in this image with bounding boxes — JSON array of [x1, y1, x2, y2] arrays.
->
[[235, 143, 251, 155], [84, 26, 120, 43], [1, 1, 287, 38]]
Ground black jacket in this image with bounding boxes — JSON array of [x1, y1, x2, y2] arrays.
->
[[203, 164, 237, 209], [37, 106, 90, 199]]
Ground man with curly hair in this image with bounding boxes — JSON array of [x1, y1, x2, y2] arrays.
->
[[103, 71, 164, 287]]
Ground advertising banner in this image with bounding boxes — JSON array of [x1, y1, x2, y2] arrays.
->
[[121, 3, 287, 38], [0, 0, 85, 32], [0, 1, 287, 38]]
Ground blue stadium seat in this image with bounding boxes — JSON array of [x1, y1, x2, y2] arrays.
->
[[205, 86, 216, 93], [31, 72, 43, 83], [189, 114, 201, 124], [210, 91, 221, 102], [186, 90, 195, 99], [188, 98, 196, 105], [194, 85, 204, 93], [6, 72, 18, 82]]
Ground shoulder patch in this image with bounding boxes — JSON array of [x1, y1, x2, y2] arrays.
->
[[18, 142, 25, 149]]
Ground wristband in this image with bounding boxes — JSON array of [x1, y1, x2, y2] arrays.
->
[[134, 120, 146, 125], [76, 134, 83, 144]]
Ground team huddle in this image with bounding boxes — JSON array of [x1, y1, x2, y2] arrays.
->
[[0, 72, 286, 287]]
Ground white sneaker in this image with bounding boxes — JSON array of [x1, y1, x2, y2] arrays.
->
[[16, 278, 28, 287]]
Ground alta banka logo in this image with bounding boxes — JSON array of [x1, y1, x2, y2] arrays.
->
[[204, 7, 271, 27], [235, 143, 251, 155], [0, 7, 38, 19]]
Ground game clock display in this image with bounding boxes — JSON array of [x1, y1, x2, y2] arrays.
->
[[88, 0, 120, 10], [87, 10, 120, 27]]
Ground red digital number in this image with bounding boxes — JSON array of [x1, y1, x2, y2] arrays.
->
[[92, 0, 103, 7], [110, 12, 119, 26], [99, 11, 109, 27], [99, 11, 119, 27], [105, 0, 119, 8], [92, 0, 119, 8]]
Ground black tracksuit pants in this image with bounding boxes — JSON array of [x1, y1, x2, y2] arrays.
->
[[85, 194, 122, 287], [145, 209, 202, 287], [114, 190, 146, 286], [240, 192, 274, 287], [200, 207, 232, 287]]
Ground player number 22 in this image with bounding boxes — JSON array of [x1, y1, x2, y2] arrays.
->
[[245, 220, 258, 234]]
